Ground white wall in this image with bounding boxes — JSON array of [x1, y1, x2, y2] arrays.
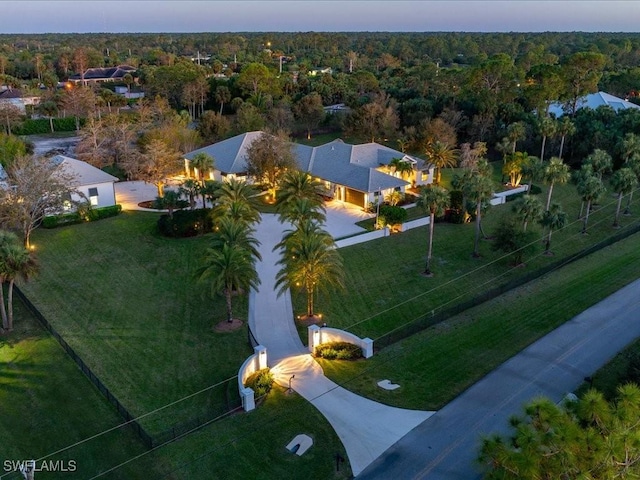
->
[[72, 182, 117, 208]]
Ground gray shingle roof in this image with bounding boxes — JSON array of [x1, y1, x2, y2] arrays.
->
[[184, 131, 264, 174], [184, 132, 426, 193], [51, 155, 118, 186]]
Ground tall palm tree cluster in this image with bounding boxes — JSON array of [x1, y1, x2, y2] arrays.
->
[[0, 230, 38, 332], [196, 178, 261, 324], [274, 171, 345, 320]]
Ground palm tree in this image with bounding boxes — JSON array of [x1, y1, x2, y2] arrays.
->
[[506, 121, 526, 154], [216, 177, 259, 209], [0, 236, 38, 331], [540, 203, 567, 255], [461, 159, 494, 257], [416, 186, 449, 276], [543, 157, 571, 210], [201, 179, 221, 207], [190, 152, 215, 206], [389, 157, 414, 181], [0, 230, 20, 330], [585, 149, 612, 181], [502, 152, 530, 187], [425, 140, 457, 184], [623, 153, 640, 214], [211, 216, 262, 262], [537, 116, 556, 163], [278, 197, 327, 226], [557, 116, 576, 159], [275, 220, 344, 319], [385, 190, 404, 206], [179, 179, 200, 210], [196, 243, 260, 323], [276, 170, 325, 219], [512, 195, 543, 232], [577, 174, 605, 234], [213, 199, 260, 225], [611, 168, 638, 228], [154, 190, 182, 218]]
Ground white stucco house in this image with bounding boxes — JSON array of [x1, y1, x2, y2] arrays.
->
[[51, 155, 118, 208], [183, 131, 434, 210]]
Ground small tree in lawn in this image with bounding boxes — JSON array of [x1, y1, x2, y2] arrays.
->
[[137, 139, 181, 198], [460, 159, 494, 258], [623, 153, 640, 214], [491, 217, 537, 267], [540, 202, 567, 255], [0, 231, 38, 332], [154, 189, 181, 218], [585, 148, 612, 181], [577, 173, 605, 234], [416, 186, 449, 277], [543, 156, 570, 210], [611, 167, 638, 228], [197, 243, 260, 324], [512, 195, 543, 232]]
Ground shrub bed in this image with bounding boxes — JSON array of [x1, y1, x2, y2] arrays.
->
[[244, 368, 274, 398], [315, 342, 363, 360], [157, 208, 213, 237], [42, 204, 122, 228]]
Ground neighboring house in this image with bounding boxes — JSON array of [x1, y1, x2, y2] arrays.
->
[[51, 155, 118, 209], [184, 132, 434, 209], [308, 67, 333, 76], [0, 86, 40, 113], [548, 91, 640, 117], [68, 65, 137, 85]]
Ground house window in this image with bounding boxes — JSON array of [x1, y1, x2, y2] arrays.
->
[[88, 187, 99, 206], [421, 171, 429, 182]]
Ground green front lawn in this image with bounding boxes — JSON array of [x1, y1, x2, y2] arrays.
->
[[20, 211, 252, 435], [0, 294, 154, 479], [318, 228, 640, 411], [1, 294, 350, 479]]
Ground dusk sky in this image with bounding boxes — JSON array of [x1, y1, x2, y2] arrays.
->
[[2, 1, 639, 34]]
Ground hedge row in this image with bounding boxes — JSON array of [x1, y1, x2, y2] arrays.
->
[[14, 117, 83, 135], [42, 204, 122, 228]]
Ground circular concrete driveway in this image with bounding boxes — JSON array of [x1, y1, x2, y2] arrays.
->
[[114, 181, 374, 238]]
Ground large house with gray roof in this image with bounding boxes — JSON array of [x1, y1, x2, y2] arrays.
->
[[184, 132, 434, 209]]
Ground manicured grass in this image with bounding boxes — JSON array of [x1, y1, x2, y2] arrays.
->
[[20, 211, 253, 435], [1, 294, 350, 479], [142, 386, 352, 480], [0, 293, 155, 479], [293, 166, 640, 342], [318, 228, 640, 411]]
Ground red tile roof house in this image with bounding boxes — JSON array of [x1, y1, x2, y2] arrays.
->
[[184, 131, 434, 210]]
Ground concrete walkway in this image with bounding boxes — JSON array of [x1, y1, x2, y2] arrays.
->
[[250, 214, 433, 476]]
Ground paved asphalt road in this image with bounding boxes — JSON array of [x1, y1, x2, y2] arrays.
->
[[357, 278, 640, 480]]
